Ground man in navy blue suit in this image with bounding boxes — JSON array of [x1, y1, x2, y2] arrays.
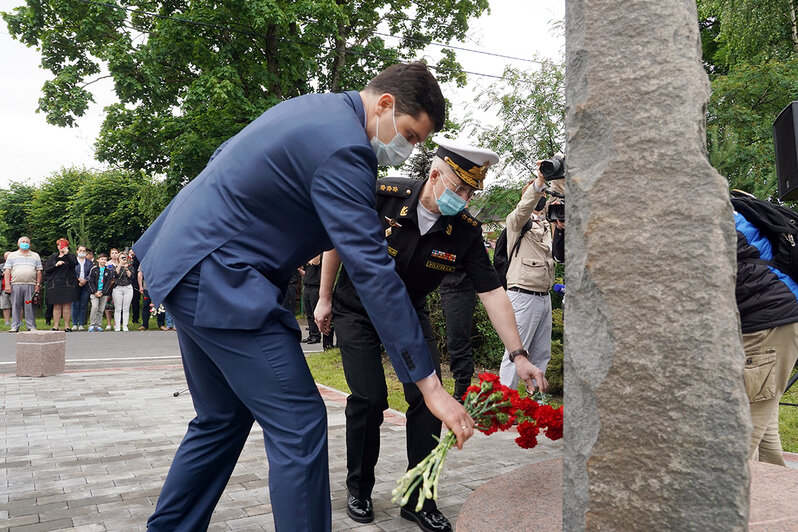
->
[[134, 62, 476, 532]]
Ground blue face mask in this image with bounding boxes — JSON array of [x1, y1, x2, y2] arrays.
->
[[435, 175, 468, 216], [19, 242, 30, 250], [370, 106, 414, 166]]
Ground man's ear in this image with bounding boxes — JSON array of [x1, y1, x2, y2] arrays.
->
[[376, 93, 395, 115]]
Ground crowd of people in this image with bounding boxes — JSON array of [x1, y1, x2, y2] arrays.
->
[[1, 238, 175, 333]]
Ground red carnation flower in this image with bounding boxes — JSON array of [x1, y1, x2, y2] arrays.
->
[[515, 421, 540, 449], [478, 372, 500, 385]]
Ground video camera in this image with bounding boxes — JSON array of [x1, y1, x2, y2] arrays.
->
[[545, 190, 565, 223], [540, 155, 565, 180]]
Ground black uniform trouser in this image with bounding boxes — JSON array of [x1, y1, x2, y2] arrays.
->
[[440, 288, 477, 400], [303, 284, 321, 340], [141, 290, 151, 329], [131, 287, 141, 323], [335, 303, 441, 510]]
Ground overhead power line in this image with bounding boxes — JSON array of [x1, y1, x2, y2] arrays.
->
[[372, 31, 544, 65], [70, 0, 524, 81]]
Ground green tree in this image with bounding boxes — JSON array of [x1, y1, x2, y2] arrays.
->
[[4, 0, 489, 193], [468, 61, 565, 182], [0, 182, 36, 251], [27, 168, 88, 253], [68, 169, 150, 252], [464, 61, 565, 221], [697, 1, 798, 195], [706, 59, 798, 197], [698, 0, 798, 73]]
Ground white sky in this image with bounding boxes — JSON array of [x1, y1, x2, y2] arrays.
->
[[0, 0, 564, 189]]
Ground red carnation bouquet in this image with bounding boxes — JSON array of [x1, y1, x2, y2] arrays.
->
[[391, 372, 563, 511]]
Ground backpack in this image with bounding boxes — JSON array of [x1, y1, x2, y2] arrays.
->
[[731, 190, 798, 282], [493, 219, 534, 289]]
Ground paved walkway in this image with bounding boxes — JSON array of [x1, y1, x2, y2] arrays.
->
[[0, 360, 563, 531]]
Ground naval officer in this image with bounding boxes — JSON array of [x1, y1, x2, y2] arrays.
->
[[314, 140, 548, 532], [134, 62, 475, 532]]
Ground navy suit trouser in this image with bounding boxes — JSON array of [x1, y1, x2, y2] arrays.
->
[[147, 269, 331, 532]]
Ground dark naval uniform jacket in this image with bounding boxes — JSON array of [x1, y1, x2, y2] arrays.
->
[[333, 176, 501, 313], [133, 91, 435, 383]]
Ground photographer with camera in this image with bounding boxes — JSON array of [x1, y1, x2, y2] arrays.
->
[[498, 158, 563, 388]]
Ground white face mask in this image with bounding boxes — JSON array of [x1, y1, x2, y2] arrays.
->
[[370, 105, 414, 166]]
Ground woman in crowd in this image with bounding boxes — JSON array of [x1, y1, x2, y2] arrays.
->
[[112, 251, 135, 331], [43, 238, 78, 331], [104, 248, 119, 330]]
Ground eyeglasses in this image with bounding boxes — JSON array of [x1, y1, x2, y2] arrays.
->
[[441, 172, 475, 201]]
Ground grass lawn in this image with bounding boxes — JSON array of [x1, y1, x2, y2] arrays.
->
[[305, 349, 557, 413], [780, 368, 798, 453], [307, 351, 797, 453], [306, 349, 457, 413]]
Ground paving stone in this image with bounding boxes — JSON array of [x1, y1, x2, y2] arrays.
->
[[51, 525, 106, 532], [1, 366, 561, 530], [10, 518, 73, 532]]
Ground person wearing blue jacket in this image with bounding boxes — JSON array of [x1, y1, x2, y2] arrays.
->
[[134, 62, 476, 532], [734, 196, 798, 466]]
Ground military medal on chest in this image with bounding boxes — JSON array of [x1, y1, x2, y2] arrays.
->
[[384, 216, 402, 237]]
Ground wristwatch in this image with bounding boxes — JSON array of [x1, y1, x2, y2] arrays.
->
[[508, 348, 529, 363]]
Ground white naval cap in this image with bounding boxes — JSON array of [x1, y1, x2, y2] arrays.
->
[[433, 138, 500, 190]]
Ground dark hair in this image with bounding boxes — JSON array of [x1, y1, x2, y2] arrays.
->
[[365, 61, 445, 131], [98, 253, 108, 259]]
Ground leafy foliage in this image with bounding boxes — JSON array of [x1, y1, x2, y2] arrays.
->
[[698, 0, 798, 73], [698, 1, 798, 195], [27, 168, 88, 253], [0, 168, 155, 255], [4, 0, 490, 192], [0, 182, 36, 249], [467, 61, 565, 181], [707, 59, 798, 197]]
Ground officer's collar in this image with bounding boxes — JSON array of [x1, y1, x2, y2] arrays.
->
[[395, 178, 425, 223]]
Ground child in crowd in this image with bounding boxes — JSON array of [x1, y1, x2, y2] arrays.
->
[[87, 253, 114, 332]]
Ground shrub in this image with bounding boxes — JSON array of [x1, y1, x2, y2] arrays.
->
[[428, 287, 565, 396]]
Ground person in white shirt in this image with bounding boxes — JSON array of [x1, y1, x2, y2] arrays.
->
[[3, 236, 43, 332]]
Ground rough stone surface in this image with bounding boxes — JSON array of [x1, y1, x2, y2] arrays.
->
[[563, 1, 751, 530], [16, 331, 66, 377]]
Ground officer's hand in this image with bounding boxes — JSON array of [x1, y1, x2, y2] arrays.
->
[[3, 286, 10, 294], [314, 298, 333, 335], [416, 374, 475, 450], [515, 356, 548, 393]]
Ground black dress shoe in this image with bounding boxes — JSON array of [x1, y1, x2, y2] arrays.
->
[[306, 337, 321, 344], [346, 495, 374, 523], [400, 506, 452, 532]]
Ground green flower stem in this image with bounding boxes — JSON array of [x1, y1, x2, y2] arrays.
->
[[391, 430, 457, 510], [392, 383, 519, 510]]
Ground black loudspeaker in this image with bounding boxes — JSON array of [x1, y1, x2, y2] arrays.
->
[[773, 101, 798, 201]]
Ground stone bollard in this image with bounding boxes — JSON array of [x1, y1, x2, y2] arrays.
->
[[16, 330, 66, 377]]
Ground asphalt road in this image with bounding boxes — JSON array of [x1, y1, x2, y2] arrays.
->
[[0, 319, 325, 367]]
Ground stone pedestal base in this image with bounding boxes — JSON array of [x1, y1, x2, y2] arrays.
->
[[16, 330, 66, 377], [457, 455, 798, 531]]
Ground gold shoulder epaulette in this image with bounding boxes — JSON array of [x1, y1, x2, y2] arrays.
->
[[457, 211, 480, 229], [377, 178, 413, 197]]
